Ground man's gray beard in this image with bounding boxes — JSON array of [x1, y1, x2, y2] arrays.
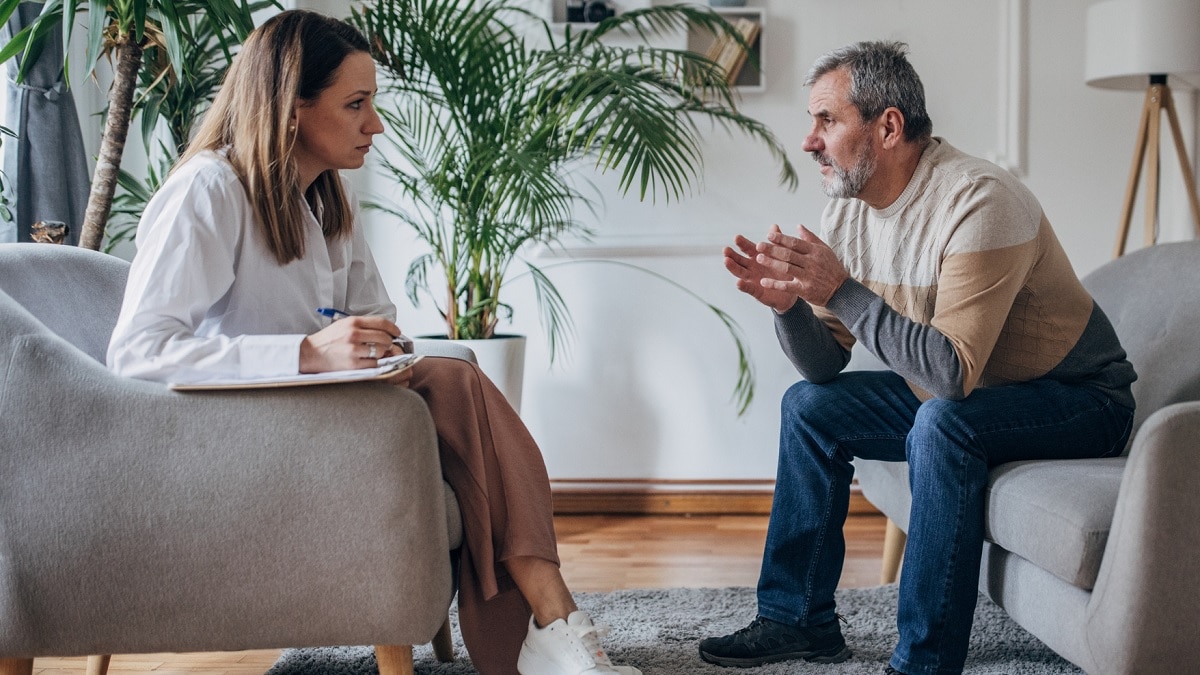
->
[[819, 149, 877, 199]]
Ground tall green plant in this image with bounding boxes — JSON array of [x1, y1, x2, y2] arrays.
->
[[0, 0, 260, 251], [107, 2, 274, 251], [352, 0, 797, 412]]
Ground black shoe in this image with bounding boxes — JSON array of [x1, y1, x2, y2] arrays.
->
[[884, 668, 907, 675], [698, 615, 850, 668]]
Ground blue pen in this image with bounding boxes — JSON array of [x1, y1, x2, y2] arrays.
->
[[316, 307, 352, 320]]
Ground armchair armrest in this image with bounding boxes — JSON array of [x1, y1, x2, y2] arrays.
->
[[1085, 400, 1200, 673], [412, 338, 477, 363], [0, 333, 453, 657]]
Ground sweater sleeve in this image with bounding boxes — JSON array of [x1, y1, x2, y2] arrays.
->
[[773, 301, 852, 383], [825, 279, 964, 399]]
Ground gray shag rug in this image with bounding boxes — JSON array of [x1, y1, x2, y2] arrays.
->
[[267, 585, 1082, 674]]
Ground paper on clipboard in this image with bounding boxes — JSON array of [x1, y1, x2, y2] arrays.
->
[[168, 354, 423, 391]]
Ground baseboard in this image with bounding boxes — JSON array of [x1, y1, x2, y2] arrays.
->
[[551, 479, 881, 516]]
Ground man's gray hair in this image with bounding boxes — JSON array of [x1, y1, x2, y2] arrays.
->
[[805, 41, 933, 143]]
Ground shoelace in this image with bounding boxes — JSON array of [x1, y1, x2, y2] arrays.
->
[[573, 619, 614, 666], [734, 616, 779, 647]]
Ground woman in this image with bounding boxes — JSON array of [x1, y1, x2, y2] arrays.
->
[[107, 10, 638, 675]]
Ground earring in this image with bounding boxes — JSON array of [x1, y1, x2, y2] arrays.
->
[[288, 124, 296, 133]]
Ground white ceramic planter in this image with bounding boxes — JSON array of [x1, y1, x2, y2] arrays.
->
[[436, 334, 527, 413]]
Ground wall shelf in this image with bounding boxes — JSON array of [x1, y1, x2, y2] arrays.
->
[[687, 7, 765, 92], [547, 2, 766, 92]]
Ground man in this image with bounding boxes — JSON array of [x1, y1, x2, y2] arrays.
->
[[700, 41, 1136, 675]]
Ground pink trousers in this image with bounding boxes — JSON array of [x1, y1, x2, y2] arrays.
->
[[408, 357, 559, 675]]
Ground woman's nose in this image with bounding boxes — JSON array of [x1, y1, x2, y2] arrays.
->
[[366, 107, 384, 135]]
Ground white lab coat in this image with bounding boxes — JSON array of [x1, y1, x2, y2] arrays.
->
[[107, 150, 395, 383]]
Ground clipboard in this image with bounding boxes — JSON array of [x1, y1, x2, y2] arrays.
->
[[169, 354, 423, 391]]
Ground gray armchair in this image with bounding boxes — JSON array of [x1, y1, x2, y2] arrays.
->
[[855, 240, 1200, 674], [0, 243, 464, 675]]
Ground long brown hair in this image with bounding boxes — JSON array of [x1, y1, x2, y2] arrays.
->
[[181, 10, 371, 265]]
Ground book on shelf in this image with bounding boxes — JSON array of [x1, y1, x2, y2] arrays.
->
[[705, 17, 760, 86], [723, 17, 761, 85]]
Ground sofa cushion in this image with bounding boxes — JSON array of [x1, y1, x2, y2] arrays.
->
[[985, 457, 1126, 590]]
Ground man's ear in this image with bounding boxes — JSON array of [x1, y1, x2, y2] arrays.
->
[[878, 107, 906, 149]]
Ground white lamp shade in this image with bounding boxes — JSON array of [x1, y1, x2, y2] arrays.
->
[[1085, 0, 1200, 90]]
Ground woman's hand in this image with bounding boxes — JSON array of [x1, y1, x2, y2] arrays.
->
[[299, 315, 403, 373]]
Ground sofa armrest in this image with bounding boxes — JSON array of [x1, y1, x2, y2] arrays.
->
[[412, 338, 477, 363], [1085, 400, 1200, 673], [0, 334, 453, 657]]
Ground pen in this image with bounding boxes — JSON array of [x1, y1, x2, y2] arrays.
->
[[316, 307, 352, 320], [316, 307, 414, 353]]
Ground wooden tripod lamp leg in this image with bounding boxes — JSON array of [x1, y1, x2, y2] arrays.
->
[[1143, 84, 1164, 249], [1115, 85, 1156, 258], [1161, 85, 1200, 237]]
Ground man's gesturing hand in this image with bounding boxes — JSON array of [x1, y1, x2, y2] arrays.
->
[[755, 225, 849, 308], [724, 233, 800, 313]]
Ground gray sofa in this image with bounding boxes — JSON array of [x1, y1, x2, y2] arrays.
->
[[856, 240, 1200, 674], [0, 243, 464, 675]]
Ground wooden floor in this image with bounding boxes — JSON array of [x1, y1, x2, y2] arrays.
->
[[29, 513, 886, 674]]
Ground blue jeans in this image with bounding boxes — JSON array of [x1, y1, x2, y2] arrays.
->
[[757, 370, 1133, 675]]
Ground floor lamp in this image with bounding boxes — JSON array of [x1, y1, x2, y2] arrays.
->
[[1085, 0, 1200, 258]]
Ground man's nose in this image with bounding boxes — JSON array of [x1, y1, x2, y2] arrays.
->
[[802, 132, 821, 153]]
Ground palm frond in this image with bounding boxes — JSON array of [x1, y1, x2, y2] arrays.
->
[[520, 261, 574, 364]]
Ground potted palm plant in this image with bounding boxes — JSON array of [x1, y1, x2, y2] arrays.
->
[[351, 0, 797, 414], [108, 2, 275, 251], [0, 0, 260, 251]]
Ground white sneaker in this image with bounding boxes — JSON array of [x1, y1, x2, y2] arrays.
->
[[516, 610, 642, 675]]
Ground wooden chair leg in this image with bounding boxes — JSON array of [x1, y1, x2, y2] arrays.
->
[[86, 655, 111, 675], [374, 645, 414, 675], [880, 518, 907, 584], [432, 615, 455, 663], [0, 658, 33, 675]]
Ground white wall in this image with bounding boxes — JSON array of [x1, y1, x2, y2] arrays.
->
[[101, 0, 1200, 485]]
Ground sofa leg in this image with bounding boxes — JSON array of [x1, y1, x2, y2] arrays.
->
[[375, 645, 414, 675], [0, 659, 32, 675], [432, 615, 455, 662], [881, 518, 907, 584], [86, 655, 111, 675]]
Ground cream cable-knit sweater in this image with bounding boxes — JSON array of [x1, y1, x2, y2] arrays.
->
[[775, 138, 1135, 404]]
